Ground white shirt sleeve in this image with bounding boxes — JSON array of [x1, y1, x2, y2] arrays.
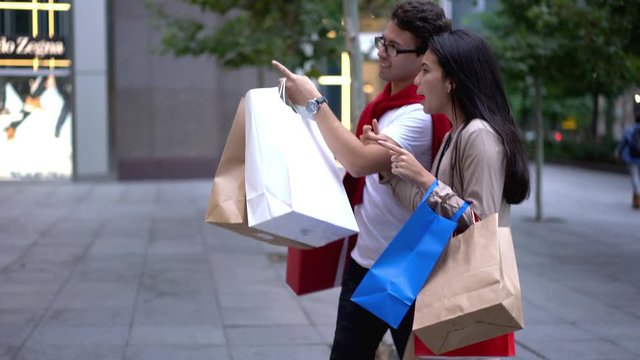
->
[[379, 104, 433, 169]]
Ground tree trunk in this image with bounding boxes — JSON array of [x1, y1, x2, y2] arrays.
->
[[343, 0, 365, 131], [590, 92, 599, 140], [534, 76, 544, 222], [520, 82, 530, 130], [605, 95, 615, 142]]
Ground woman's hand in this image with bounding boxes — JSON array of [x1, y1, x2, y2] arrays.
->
[[360, 119, 388, 145], [377, 140, 436, 191], [272, 60, 322, 106]]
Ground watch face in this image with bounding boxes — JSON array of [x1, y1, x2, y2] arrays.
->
[[306, 100, 319, 114]]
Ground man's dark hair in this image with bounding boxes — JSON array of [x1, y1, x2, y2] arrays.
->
[[391, 0, 451, 54]]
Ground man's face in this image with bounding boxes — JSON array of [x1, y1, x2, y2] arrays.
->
[[377, 22, 422, 85]]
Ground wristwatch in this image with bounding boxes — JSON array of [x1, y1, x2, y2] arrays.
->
[[305, 96, 328, 118]]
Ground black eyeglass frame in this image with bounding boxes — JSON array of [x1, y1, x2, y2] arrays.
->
[[374, 36, 423, 57]]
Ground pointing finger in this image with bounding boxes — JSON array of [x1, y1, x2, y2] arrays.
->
[[272, 60, 295, 79], [377, 140, 402, 153]]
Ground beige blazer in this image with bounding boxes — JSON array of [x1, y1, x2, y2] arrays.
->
[[381, 118, 511, 232]]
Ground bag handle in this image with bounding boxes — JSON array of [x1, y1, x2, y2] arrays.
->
[[278, 79, 287, 103], [451, 201, 469, 222], [419, 180, 440, 204], [279, 79, 304, 116], [419, 179, 470, 222]]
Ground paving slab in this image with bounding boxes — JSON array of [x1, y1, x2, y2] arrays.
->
[[0, 165, 637, 359]]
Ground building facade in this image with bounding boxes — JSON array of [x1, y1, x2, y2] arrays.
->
[[111, 0, 273, 180], [0, 0, 274, 181]]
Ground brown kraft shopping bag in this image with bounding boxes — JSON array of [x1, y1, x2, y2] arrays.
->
[[413, 213, 523, 355], [204, 97, 311, 249]]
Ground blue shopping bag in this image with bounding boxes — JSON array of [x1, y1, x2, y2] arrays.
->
[[351, 180, 468, 328]]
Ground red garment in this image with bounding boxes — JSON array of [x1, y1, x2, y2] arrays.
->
[[414, 333, 515, 357], [343, 82, 452, 207]]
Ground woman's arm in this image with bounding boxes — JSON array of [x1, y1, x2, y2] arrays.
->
[[377, 140, 436, 191], [379, 123, 505, 231]]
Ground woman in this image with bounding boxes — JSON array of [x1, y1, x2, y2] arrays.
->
[[369, 29, 530, 231], [365, 29, 530, 359]]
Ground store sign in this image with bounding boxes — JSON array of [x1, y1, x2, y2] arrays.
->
[[0, 36, 66, 59]]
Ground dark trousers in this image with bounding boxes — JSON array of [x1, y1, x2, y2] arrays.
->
[[330, 258, 415, 360]]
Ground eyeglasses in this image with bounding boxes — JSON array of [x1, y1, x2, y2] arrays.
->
[[374, 36, 421, 57]]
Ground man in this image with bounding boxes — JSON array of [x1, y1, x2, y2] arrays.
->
[[617, 105, 640, 209], [273, 1, 451, 358]]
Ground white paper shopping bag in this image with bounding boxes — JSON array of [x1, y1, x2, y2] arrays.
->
[[244, 87, 358, 247]]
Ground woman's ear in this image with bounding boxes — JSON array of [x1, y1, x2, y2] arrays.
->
[[447, 80, 455, 94]]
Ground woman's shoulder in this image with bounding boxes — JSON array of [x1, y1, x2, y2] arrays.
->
[[458, 118, 503, 154], [461, 118, 500, 140], [464, 118, 494, 132]]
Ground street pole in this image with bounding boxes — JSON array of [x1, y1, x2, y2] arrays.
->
[[343, 0, 365, 131], [534, 76, 544, 221]]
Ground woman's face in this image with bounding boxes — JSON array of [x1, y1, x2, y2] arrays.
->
[[414, 50, 451, 115]]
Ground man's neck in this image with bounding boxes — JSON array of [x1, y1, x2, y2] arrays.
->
[[389, 80, 413, 96]]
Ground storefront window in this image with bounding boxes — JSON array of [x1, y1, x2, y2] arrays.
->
[[0, 1, 72, 180]]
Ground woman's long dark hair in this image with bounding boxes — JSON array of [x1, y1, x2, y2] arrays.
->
[[430, 30, 530, 204]]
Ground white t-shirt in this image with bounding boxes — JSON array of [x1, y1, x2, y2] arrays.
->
[[351, 103, 433, 269]]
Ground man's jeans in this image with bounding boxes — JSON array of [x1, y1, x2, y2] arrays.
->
[[330, 258, 414, 360]]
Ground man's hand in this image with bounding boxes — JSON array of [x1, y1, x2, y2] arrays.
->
[[272, 60, 322, 106], [360, 119, 388, 145]]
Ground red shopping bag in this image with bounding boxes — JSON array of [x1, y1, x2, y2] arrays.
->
[[286, 235, 356, 295], [415, 333, 515, 357]]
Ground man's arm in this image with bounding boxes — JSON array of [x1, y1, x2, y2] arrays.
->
[[273, 60, 397, 178], [313, 105, 399, 177]]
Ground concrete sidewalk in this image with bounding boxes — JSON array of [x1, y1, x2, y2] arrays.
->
[[0, 164, 638, 360]]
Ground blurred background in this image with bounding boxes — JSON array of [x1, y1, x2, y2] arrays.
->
[[0, 0, 637, 183]]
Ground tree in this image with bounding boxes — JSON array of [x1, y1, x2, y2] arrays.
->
[[483, 1, 564, 221], [483, 0, 640, 221], [548, 0, 640, 140], [145, 0, 345, 85], [145, 0, 396, 127]]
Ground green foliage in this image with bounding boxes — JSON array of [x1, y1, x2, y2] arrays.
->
[[482, 0, 640, 140], [543, 96, 591, 130], [145, 0, 346, 76], [522, 134, 619, 164], [549, 0, 639, 97], [485, 0, 640, 92], [539, 139, 618, 164], [483, 1, 567, 88]]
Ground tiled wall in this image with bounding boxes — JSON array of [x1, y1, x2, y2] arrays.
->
[[111, 0, 277, 179]]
